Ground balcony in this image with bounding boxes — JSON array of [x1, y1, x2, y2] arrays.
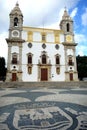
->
[[68, 62, 74, 66], [38, 59, 51, 66], [11, 60, 18, 64]]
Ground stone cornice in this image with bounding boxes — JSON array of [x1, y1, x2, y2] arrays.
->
[[6, 38, 25, 43], [62, 42, 78, 46]]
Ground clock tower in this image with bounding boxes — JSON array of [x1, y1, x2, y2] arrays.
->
[[6, 2, 25, 81], [60, 7, 74, 43], [60, 8, 78, 81]]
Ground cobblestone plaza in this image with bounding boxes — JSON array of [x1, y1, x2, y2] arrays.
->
[[0, 85, 87, 130]]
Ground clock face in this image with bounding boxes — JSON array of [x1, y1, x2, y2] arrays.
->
[[66, 35, 72, 42], [12, 30, 19, 37]]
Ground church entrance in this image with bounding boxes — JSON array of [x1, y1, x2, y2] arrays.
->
[[41, 68, 48, 81], [12, 73, 17, 81], [69, 73, 73, 81]]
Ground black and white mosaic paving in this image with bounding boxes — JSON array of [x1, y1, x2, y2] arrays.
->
[[0, 88, 87, 130]]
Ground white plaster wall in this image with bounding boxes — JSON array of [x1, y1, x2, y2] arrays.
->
[[11, 46, 19, 53], [46, 33, 54, 43], [22, 65, 38, 81], [11, 65, 19, 70], [46, 44, 65, 81], [22, 41, 65, 81], [51, 66, 65, 81], [67, 49, 73, 55], [60, 34, 64, 43], [68, 66, 74, 71], [22, 31, 27, 41], [22, 42, 42, 81], [33, 32, 41, 42]]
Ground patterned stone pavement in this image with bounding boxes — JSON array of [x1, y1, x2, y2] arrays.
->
[[0, 87, 87, 130]]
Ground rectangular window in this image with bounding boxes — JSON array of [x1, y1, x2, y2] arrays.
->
[[28, 55, 32, 64], [28, 32, 33, 42], [42, 34, 46, 42], [69, 60, 73, 65], [56, 56, 60, 65], [28, 66, 32, 74], [12, 58, 17, 64], [12, 54, 17, 64], [56, 67, 60, 74], [42, 54, 46, 64], [68, 57, 74, 66]]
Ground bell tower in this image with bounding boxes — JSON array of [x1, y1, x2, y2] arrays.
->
[[9, 2, 23, 39], [60, 8, 78, 81], [6, 2, 25, 81], [60, 7, 74, 43]]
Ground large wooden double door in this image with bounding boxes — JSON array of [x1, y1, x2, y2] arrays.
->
[[41, 68, 48, 81]]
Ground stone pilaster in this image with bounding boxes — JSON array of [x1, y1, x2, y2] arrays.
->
[[19, 45, 22, 72], [7, 44, 12, 71], [73, 48, 77, 71]]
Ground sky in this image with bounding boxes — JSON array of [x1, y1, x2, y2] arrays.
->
[[0, 0, 87, 63]]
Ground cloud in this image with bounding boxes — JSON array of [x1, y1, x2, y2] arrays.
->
[[70, 8, 78, 18], [0, 0, 80, 30], [75, 33, 87, 56], [82, 8, 87, 26], [0, 0, 80, 60], [76, 45, 87, 56], [0, 32, 8, 62], [75, 33, 87, 45], [21, 0, 80, 27]]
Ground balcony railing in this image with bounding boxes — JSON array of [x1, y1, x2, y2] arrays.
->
[[68, 62, 74, 66], [38, 60, 51, 65], [11, 60, 18, 64]]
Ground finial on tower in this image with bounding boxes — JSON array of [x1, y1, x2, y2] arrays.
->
[[16, 1, 19, 7], [64, 6, 67, 11], [62, 6, 70, 20]]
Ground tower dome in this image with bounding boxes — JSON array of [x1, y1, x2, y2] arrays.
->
[[62, 7, 72, 20], [10, 2, 23, 16]]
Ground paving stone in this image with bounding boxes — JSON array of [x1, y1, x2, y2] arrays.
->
[[0, 87, 87, 130]]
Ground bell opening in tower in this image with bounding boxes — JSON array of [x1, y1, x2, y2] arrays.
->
[[14, 17, 18, 27]]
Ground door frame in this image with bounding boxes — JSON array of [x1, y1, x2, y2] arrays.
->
[[41, 68, 48, 81], [69, 73, 73, 81], [38, 65, 51, 81], [12, 73, 17, 81]]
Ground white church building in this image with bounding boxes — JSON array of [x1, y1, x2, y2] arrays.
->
[[6, 3, 78, 82]]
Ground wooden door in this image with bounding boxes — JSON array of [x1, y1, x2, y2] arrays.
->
[[41, 68, 48, 81], [12, 73, 17, 81], [70, 73, 73, 81]]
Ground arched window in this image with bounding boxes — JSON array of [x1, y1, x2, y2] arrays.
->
[[28, 55, 32, 64], [27, 53, 33, 74], [42, 54, 46, 64], [28, 66, 32, 74], [12, 53, 17, 64], [66, 23, 70, 32], [56, 67, 60, 74], [14, 17, 18, 26], [68, 56, 73, 65], [56, 55, 60, 64]]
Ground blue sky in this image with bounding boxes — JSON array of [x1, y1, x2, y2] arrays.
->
[[70, 0, 87, 56], [0, 0, 87, 62]]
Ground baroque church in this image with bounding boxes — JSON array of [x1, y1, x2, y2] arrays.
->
[[6, 3, 78, 82]]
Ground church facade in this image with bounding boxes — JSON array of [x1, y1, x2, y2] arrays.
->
[[6, 3, 78, 82]]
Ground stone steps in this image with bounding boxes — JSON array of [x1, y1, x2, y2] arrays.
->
[[0, 81, 87, 88]]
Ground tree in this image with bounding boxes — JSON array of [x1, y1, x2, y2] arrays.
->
[[0, 57, 7, 81], [76, 55, 87, 80]]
